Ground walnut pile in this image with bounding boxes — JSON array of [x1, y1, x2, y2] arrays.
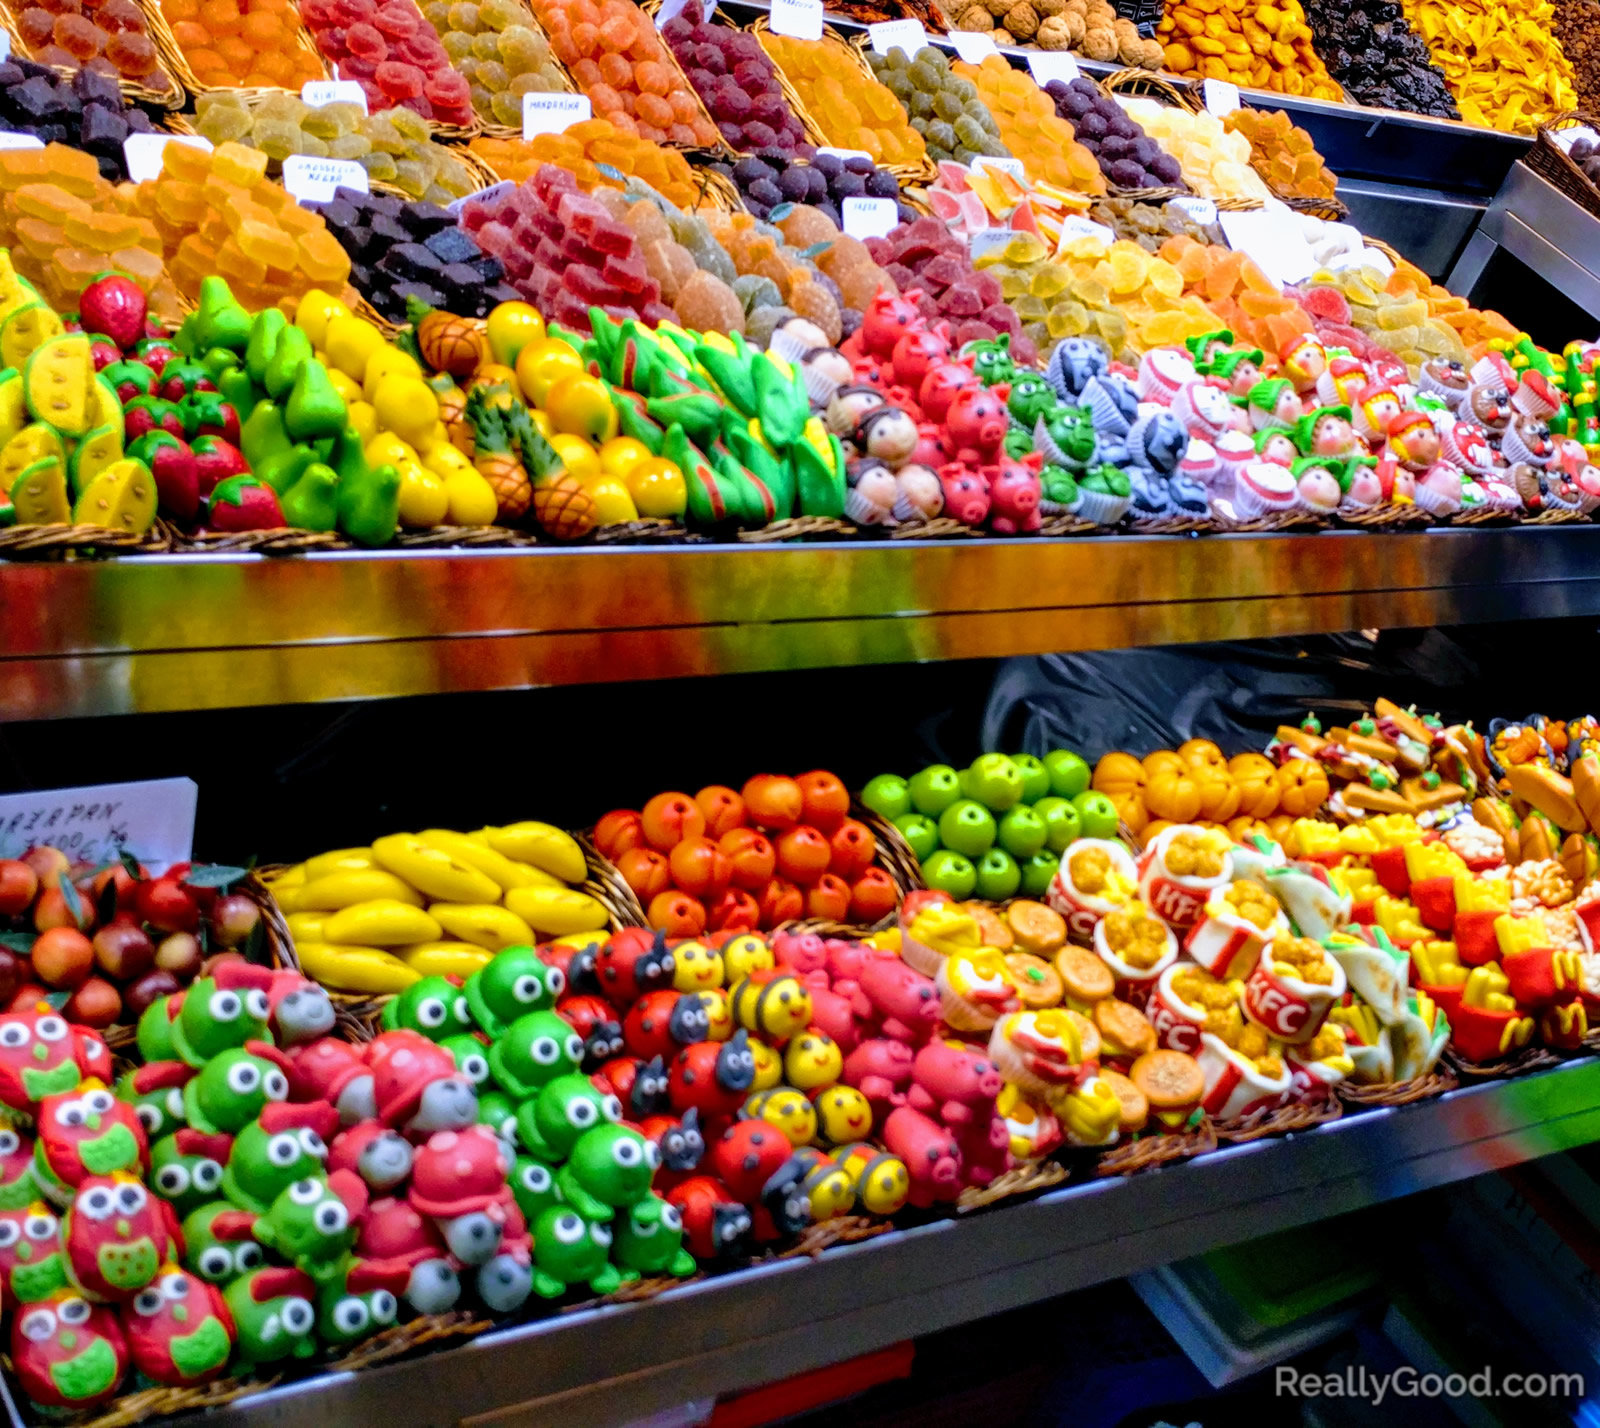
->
[[952, 0, 1162, 63]]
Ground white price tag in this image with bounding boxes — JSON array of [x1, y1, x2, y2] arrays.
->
[[944, 29, 997, 63], [523, 92, 591, 138], [301, 79, 368, 111], [0, 132, 43, 151], [122, 133, 211, 183], [1219, 201, 1315, 287], [970, 154, 1025, 181], [449, 179, 514, 216], [655, 0, 688, 26], [841, 195, 898, 239], [1054, 214, 1115, 248], [1203, 78, 1240, 115], [768, 0, 822, 40], [817, 146, 872, 162], [969, 227, 1015, 260], [868, 18, 927, 54], [1168, 195, 1217, 226], [1027, 51, 1079, 85], [0, 779, 197, 875], [282, 154, 369, 203]]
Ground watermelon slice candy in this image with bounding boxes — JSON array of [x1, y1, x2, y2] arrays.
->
[[1301, 284, 1352, 325]]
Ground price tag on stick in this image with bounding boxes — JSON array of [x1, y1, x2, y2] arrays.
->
[[283, 154, 370, 203], [768, 0, 823, 40], [301, 79, 368, 111], [945, 30, 997, 63], [1027, 52, 1079, 85], [122, 133, 211, 183], [523, 92, 591, 137], [841, 195, 899, 239], [1203, 78, 1240, 114], [868, 18, 927, 53]]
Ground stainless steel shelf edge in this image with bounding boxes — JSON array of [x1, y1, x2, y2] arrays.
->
[[7, 528, 1600, 718], [183, 1059, 1600, 1428]]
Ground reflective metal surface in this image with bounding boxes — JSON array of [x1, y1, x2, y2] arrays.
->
[[156, 1059, 1600, 1428], [6, 528, 1600, 717]]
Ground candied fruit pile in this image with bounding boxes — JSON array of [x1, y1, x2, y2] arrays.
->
[[159, 0, 322, 89], [310, 187, 515, 321], [458, 162, 678, 331], [0, 59, 158, 182], [15, 0, 167, 84], [300, 0, 476, 126], [597, 186, 751, 337], [195, 93, 480, 203], [143, 138, 352, 310], [1158, 0, 1343, 99], [529, 0, 719, 147], [1292, 258, 1488, 373], [417, 0, 569, 130], [864, 214, 1036, 360], [1158, 234, 1313, 358], [1089, 195, 1224, 253], [0, 142, 180, 314], [1223, 108, 1337, 201], [952, 56, 1103, 192], [1045, 77, 1185, 192], [716, 150, 911, 229], [660, 2, 810, 157], [760, 30, 928, 169], [709, 201, 891, 329], [976, 231, 1225, 362], [866, 45, 1011, 167], [1116, 99, 1270, 201], [470, 120, 702, 208], [1404, 0, 1574, 132]]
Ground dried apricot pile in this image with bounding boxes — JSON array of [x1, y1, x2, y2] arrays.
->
[[1223, 108, 1337, 200], [761, 30, 928, 168], [471, 121, 702, 208]]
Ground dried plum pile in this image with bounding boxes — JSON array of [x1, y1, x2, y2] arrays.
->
[[1304, 0, 1458, 118]]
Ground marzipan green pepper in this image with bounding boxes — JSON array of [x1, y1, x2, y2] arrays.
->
[[264, 326, 313, 402], [279, 461, 340, 532]]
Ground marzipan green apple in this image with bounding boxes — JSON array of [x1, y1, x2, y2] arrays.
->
[[892, 813, 940, 863], [959, 754, 1024, 812], [1032, 796, 1081, 853], [922, 849, 977, 899], [1044, 749, 1090, 799], [974, 848, 1021, 901], [860, 773, 912, 822], [908, 764, 962, 818], [938, 800, 997, 859], [1072, 790, 1119, 840], [1019, 850, 1060, 897], [1011, 753, 1052, 804], [997, 805, 1048, 859]]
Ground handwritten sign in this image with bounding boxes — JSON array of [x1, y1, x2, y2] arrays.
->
[[1203, 78, 1240, 115], [868, 18, 927, 54], [841, 195, 898, 239], [0, 779, 198, 874], [945, 30, 998, 63], [969, 228, 1015, 261], [1055, 214, 1116, 248], [301, 79, 368, 111], [523, 92, 591, 138], [768, 0, 823, 40], [1027, 52, 1079, 85], [123, 134, 212, 183], [283, 154, 369, 203], [1168, 195, 1218, 226], [970, 154, 1025, 181]]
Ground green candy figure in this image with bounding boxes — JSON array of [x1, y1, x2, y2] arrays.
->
[[380, 976, 473, 1044], [613, 1193, 696, 1280], [115, 1062, 192, 1145], [487, 1011, 583, 1101], [476, 1088, 521, 1148], [183, 1045, 291, 1136], [316, 1258, 405, 1348], [556, 1124, 657, 1222], [224, 1266, 319, 1371], [530, 1206, 619, 1299], [220, 1103, 336, 1214], [180, 1202, 263, 1287], [439, 1034, 491, 1088], [170, 967, 274, 1068], [510, 1154, 562, 1224], [465, 945, 566, 1039], [148, 1130, 230, 1221], [251, 1174, 361, 1282], [514, 1074, 622, 1162]]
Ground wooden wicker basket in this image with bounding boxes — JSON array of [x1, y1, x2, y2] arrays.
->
[[0, 522, 172, 561], [0, 0, 185, 108], [1528, 111, 1600, 223], [133, 0, 328, 102]]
